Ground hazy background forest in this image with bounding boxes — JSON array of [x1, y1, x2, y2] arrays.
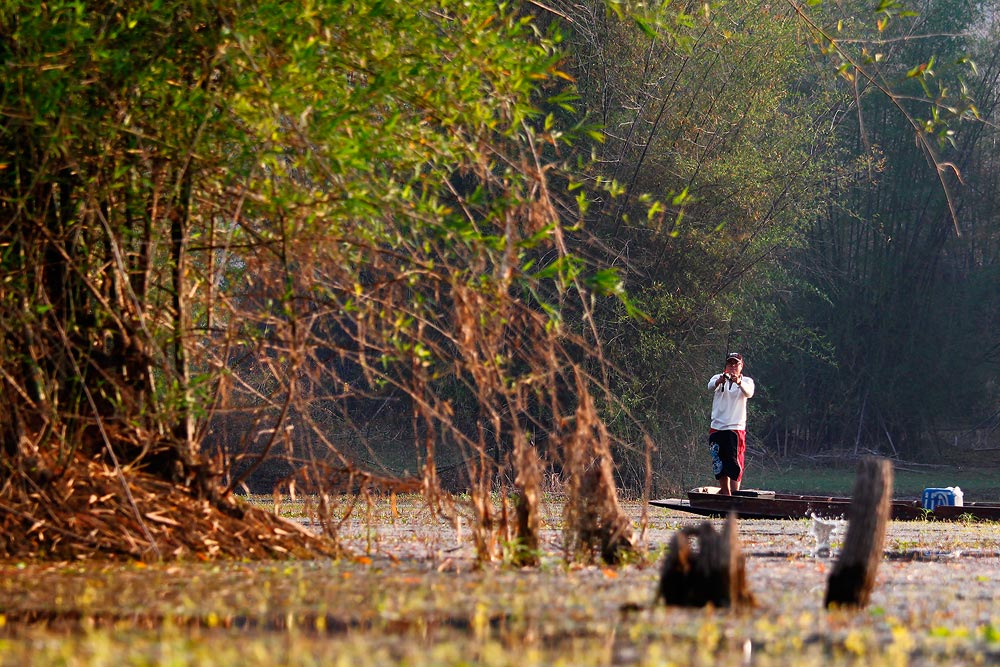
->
[[556, 0, 1000, 492], [2, 0, 998, 561]]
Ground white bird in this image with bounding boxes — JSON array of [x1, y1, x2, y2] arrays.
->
[[808, 513, 839, 557]]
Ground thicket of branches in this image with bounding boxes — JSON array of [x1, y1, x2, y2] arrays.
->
[[1, 0, 643, 562]]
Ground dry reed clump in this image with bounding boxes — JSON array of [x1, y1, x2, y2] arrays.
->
[[0, 451, 341, 562], [562, 378, 637, 565], [510, 435, 543, 566]]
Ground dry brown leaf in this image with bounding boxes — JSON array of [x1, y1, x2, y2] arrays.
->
[[144, 512, 182, 527]]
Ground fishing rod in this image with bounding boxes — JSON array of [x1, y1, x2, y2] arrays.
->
[[724, 325, 741, 389]]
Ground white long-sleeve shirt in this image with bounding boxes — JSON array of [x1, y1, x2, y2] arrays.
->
[[708, 374, 755, 430]]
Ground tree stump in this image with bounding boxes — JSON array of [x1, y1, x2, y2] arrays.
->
[[824, 456, 893, 609], [657, 513, 755, 608]]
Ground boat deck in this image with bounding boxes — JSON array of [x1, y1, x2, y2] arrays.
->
[[650, 487, 1000, 522]]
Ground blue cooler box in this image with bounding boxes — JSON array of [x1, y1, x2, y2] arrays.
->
[[922, 487, 963, 510]]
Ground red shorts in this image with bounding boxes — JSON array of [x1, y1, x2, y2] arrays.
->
[[709, 428, 746, 482]]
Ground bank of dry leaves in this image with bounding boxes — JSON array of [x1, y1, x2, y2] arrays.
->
[[0, 455, 340, 561]]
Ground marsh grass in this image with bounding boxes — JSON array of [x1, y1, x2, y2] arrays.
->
[[2, 494, 999, 666]]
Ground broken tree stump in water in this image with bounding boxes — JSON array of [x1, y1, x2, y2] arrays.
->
[[825, 456, 893, 609], [657, 513, 755, 608]]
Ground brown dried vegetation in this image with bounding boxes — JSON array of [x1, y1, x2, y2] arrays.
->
[[0, 453, 339, 561]]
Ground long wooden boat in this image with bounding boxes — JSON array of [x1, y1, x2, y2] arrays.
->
[[650, 487, 1000, 522]]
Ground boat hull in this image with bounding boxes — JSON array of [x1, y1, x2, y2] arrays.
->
[[650, 487, 1000, 522]]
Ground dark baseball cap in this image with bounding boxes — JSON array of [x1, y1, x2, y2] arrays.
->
[[726, 352, 743, 362]]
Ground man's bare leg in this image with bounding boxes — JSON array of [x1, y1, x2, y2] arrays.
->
[[733, 478, 741, 493], [719, 477, 733, 495]]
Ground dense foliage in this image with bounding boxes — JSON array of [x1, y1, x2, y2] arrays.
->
[[1, 0, 639, 560]]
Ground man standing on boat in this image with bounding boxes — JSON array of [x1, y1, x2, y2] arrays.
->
[[708, 352, 755, 495]]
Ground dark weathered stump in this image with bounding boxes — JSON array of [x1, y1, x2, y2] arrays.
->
[[825, 456, 893, 609], [657, 513, 754, 608]]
